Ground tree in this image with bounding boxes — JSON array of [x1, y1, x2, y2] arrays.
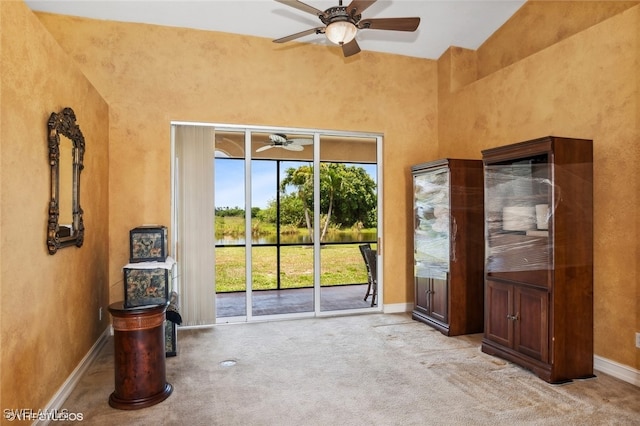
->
[[281, 164, 314, 240], [280, 163, 377, 241], [215, 206, 245, 217], [328, 164, 377, 228], [257, 195, 305, 226], [318, 164, 343, 241]]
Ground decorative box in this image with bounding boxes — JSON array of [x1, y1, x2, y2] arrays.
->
[[164, 320, 177, 357], [129, 225, 168, 263], [123, 257, 176, 308]]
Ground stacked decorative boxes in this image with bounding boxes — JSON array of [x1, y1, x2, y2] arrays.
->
[[124, 225, 178, 357]]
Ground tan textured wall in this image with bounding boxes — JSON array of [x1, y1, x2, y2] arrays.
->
[[477, 0, 639, 79], [34, 13, 439, 307], [438, 47, 478, 99], [439, 6, 639, 368], [0, 1, 110, 412], [8, 5, 634, 414]]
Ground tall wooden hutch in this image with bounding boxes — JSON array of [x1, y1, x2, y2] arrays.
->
[[481, 136, 593, 383], [411, 159, 485, 336]]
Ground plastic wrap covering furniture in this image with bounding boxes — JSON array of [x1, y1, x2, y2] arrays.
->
[[486, 233, 550, 272], [484, 165, 554, 273], [414, 170, 451, 280]]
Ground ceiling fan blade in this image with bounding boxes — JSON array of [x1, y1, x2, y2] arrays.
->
[[273, 27, 325, 44], [288, 138, 313, 145], [342, 39, 361, 57], [274, 0, 325, 18], [256, 145, 274, 153], [358, 17, 420, 32], [346, 0, 376, 16], [283, 144, 304, 152]]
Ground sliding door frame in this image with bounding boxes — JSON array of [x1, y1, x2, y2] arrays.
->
[[171, 121, 383, 322]]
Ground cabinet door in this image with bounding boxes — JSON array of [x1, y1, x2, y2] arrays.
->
[[514, 286, 549, 362], [415, 277, 429, 314], [413, 167, 450, 285], [484, 157, 551, 284], [485, 280, 512, 348], [429, 277, 448, 324]]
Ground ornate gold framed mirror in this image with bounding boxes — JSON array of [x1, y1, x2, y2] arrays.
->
[[47, 107, 85, 254]]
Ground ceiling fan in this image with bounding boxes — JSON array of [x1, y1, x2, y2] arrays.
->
[[256, 133, 313, 152], [273, 0, 420, 57]]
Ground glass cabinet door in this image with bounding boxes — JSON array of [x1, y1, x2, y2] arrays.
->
[[412, 158, 485, 336], [413, 168, 450, 280], [484, 155, 551, 283]]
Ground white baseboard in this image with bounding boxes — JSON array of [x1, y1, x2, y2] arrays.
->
[[34, 327, 111, 425], [594, 355, 640, 387], [383, 302, 413, 314]]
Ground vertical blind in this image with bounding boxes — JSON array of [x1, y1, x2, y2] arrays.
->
[[173, 125, 216, 326]]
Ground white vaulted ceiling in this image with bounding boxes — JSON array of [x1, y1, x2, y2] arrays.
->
[[25, 0, 526, 59]]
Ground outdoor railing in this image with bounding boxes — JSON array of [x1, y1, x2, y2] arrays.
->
[[215, 241, 376, 292]]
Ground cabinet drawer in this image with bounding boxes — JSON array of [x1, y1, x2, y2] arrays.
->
[[487, 270, 550, 289]]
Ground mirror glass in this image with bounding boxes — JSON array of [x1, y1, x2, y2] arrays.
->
[[47, 107, 85, 254], [58, 134, 73, 234]]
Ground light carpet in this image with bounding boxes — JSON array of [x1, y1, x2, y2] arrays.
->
[[59, 313, 640, 425]]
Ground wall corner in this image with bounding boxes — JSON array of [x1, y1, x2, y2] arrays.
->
[[437, 46, 478, 99]]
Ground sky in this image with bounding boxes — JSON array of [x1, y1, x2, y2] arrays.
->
[[214, 159, 276, 209], [214, 159, 377, 210]]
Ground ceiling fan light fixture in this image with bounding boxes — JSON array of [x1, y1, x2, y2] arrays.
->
[[273, 0, 421, 57], [325, 20, 357, 45]]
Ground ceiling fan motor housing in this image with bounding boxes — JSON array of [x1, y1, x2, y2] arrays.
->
[[321, 6, 361, 26], [270, 133, 288, 144]]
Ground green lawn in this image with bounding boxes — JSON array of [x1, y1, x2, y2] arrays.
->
[[215, 244, 372, 292]]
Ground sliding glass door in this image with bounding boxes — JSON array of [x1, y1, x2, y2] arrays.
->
[[319, 134, 379, 312], [213, 130, 246, 318], [173, 123, 382, 323], [249, 131, 316, 317]]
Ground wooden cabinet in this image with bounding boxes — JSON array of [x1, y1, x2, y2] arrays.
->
[[411, 159, 484, 336], [481, 136, 593, 383], [485, 280, 549, 362], [108, 302, 173, 409], [415, 276, 448, 326]]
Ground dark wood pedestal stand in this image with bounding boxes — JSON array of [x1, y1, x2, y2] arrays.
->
[[108, 302, 173, 409]]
